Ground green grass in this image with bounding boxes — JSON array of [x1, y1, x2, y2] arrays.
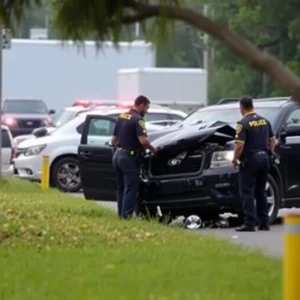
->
[[0, 178, 281, 300]]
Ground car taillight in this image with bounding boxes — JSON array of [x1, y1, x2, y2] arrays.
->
[[2, 116, 17, 127], [10, 147, 15, 164], [116, 101, 133, 108]]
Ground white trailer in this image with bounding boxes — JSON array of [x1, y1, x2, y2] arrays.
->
[[3, 39, 155, 111], [117, 68, 207, 112]]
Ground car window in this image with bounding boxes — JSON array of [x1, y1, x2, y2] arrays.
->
[[3, 100, 48, 114], [88, 119, 114, 136], [50, 115, 86, 136], [86, 119, 115, 145], [51, 110, 75, 127], [149, 121, 171, 127], [144, 113, 170, 122], [169, 113, 185, 120], [2, 129, 11, 148], [286, 109, 300, 126]]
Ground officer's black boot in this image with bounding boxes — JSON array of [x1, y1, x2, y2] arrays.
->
[[235, 224, 256, 232], [258, 224, 270, 231]]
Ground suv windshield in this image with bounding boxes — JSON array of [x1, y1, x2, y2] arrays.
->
[[3, 100, 48, 114], [179, 107, 281, 127], [51, 110, 76, 127]]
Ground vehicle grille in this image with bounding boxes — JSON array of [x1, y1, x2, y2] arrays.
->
[[148, 151, 205, 178], [17, 119, 42, 128]]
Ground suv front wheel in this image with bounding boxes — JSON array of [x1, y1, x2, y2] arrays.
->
[[237, 174, 280, 225], [266, 174, 280, 224]]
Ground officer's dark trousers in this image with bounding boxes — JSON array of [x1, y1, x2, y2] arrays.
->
[[239, 151, 270, 227], [112, 149, 140, 219]]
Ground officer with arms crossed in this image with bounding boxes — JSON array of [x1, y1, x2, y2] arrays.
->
[[111, 95, 158, 219], [232, 96, 276, 232]]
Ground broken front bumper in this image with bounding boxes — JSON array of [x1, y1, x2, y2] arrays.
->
[[139, 167, 241, 215]]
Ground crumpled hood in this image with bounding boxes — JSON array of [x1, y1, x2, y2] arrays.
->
[[148, 122, 236, 154]]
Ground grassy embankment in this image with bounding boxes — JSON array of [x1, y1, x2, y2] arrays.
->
[[0, 178, 281, 300]]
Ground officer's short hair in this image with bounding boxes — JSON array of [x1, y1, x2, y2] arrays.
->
[[134, 95, 150, 106], [239, 95, 253, 109]]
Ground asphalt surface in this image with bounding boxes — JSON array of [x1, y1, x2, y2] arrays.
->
[[201, 225, 283, 257], [71, 192, 285, 257]]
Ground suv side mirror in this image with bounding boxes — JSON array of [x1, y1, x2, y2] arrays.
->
[[49, 109, 55, 114], [281, 125, 300, 138], [32, 127, 48, 137]]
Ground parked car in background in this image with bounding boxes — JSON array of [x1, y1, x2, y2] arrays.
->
[[78, 97, 300, 225], [32, 105, 94, 135], [13, 104, 184, 145], [1, 99, 55, 137], [86, 104, 187, 127], [1, 125, 15, 176], [13, 111, 162, 193], [13, 105, 102, 146]]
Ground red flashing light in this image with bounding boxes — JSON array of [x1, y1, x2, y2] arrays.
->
[[116, 101, 133, 108], [73, 100, 90, 107], [2, 116, 16, 127], [73, 99, 104, 108]]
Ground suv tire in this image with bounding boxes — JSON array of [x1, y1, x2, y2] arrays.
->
[[51, 156, 82, 193], [237, 174, 280, 225], [266, 174, 280, 224]]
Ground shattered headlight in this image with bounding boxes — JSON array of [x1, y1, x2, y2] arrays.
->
[[210, 150, 234, 168], [24, 144, 46, 157]]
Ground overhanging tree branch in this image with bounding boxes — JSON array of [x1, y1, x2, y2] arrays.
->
[[120, 11, 157, 25], [124, 1, 300, 100]]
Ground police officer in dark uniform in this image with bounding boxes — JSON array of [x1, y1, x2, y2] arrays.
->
[[232, 96, 276, 232], [111, 95, 158, 219]]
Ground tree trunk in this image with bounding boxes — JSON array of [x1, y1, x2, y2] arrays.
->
[[133, 4, 300, 101]]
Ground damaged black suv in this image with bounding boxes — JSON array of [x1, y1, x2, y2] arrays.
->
[[78, 97, 300, 224]]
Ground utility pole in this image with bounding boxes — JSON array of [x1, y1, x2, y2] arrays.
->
[[0, 26, 12, 179], [0, 24, 3, 179], [135, 23, 140, 40], [202, 5, 209, 73]]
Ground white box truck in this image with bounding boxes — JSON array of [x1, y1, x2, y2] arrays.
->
[[117, 68, 207, 112]]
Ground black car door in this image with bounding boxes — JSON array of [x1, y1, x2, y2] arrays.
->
[[78, 115, 117, 201], [277, 106, 300, 200]]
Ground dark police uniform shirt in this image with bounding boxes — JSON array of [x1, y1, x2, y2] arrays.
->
[[235, 111, 275, 159], [113, 108, 147, 151]]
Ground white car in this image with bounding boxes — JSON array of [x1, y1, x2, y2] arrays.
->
[[1, 125, 15, 176], [96, 105, 187, 127], [13, 111, 162, 192], [13, 104, 187, 145]]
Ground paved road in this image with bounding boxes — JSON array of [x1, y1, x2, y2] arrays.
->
[[201, 225, 283, 257], [72, 192, 285, 257]]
